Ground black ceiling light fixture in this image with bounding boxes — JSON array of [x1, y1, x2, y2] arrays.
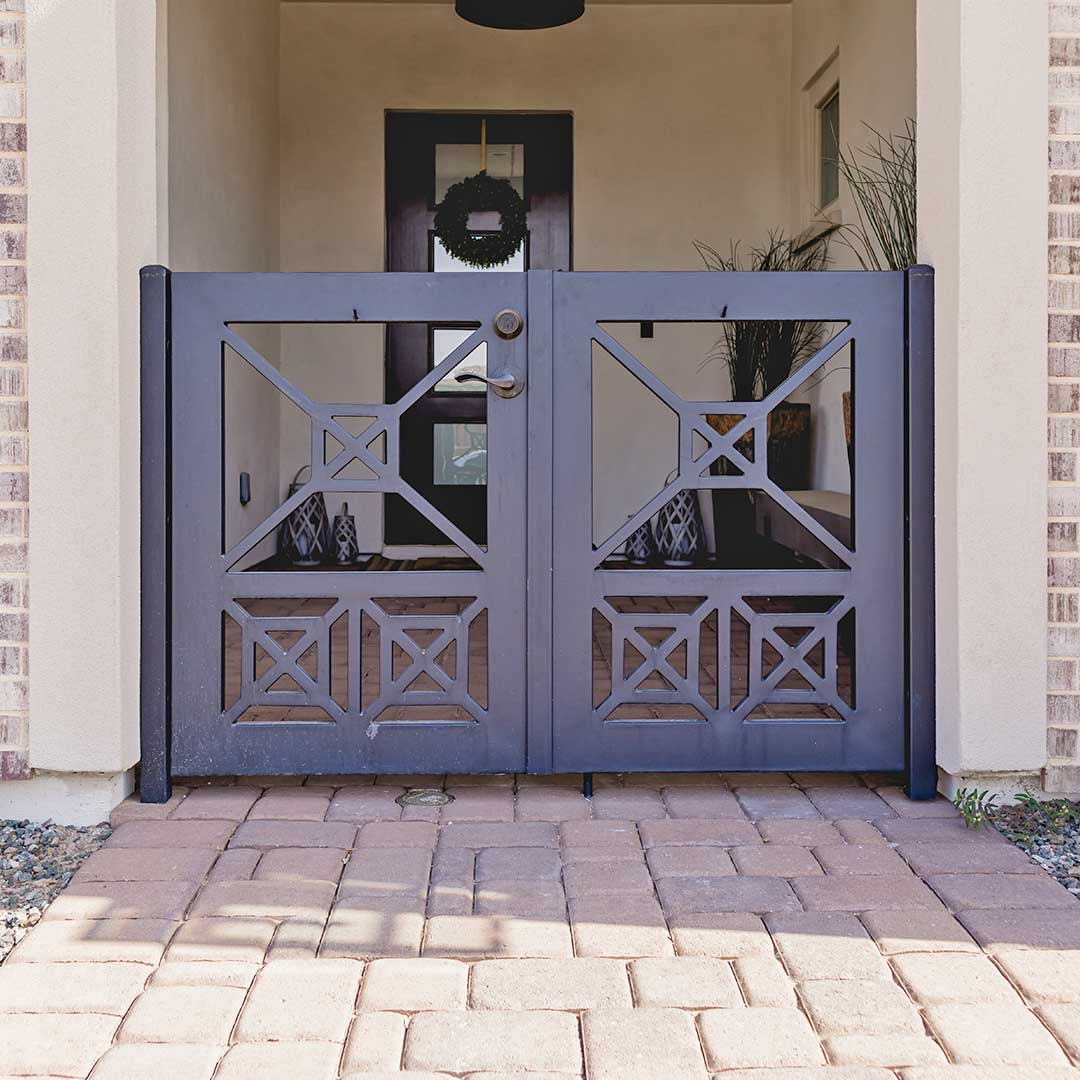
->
[[455, 0, 585, 30]]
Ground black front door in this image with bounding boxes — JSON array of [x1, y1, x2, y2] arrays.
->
[[385, 113, 572, 546]]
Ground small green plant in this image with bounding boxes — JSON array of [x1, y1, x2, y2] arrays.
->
[[953, 787, 998, 829]]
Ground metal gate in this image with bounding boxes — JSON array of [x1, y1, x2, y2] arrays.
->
[[141, 267, 934, 801]]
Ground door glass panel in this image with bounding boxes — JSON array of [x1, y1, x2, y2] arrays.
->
[[433, 327, 488, 392], [435, 142, 525, 201], [433, 236, 525, 273], [434, 423, 487, 486]]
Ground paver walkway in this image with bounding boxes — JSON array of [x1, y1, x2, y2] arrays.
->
[[2, 772, 1080, 1079]]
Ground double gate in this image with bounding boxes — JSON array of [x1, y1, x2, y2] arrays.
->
[[140, 267, 934, 801]]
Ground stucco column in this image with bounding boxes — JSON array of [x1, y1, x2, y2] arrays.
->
[[17, 0, 162, 821], [917, 0, 1048, 787]]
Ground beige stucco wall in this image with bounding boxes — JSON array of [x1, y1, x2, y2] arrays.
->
[[918, 0, 1048, 780], [167, 0, 282, 568], [27, 0, 159, 778], [786, 0, 916, 497]]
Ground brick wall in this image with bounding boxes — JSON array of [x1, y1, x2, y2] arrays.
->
[[0, 0, 26, 781]]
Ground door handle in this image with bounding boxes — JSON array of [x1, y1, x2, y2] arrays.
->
[[454, 371, 524, 398]]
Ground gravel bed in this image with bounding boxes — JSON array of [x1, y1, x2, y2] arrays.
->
[[0, 818, 110, 962], [992, 797, 1080, 897]]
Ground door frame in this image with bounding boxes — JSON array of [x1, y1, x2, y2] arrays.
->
[[384, 112, 573, 548]]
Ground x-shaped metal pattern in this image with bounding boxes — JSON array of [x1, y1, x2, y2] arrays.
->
[[590, 323, 856, 570], [594, 597, 715, 723], [367, 597, 487, 727], [220, 324, 492, 571], [224, 599, 348, 724], [733, 596, 854, 722]]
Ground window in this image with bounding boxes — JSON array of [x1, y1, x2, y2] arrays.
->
[[819, 89, 840, 208]]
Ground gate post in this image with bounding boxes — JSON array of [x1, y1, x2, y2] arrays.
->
[[906, 265, 936, 799], [140, 266, 172, 803]]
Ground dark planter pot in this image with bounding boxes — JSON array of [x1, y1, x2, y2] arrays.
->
[[767, 401, 812, 491]]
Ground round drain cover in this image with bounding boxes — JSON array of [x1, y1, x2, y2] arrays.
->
[[396, 788, 453, 807]]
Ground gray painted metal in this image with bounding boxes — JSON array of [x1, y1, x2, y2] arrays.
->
[[141, 267, 933, 796], [905, 266, 937, 799], [551, 272, 908, 773], [168, 272, 528, 777]]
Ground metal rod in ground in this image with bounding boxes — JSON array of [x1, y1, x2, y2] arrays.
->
[[582, 773, 593, 798]]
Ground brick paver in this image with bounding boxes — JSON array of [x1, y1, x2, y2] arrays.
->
[[5, 771, 1078, 1079]]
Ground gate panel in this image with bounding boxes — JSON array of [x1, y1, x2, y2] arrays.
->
[[551, 272, 907, 772], [169, 272, 529, 776]]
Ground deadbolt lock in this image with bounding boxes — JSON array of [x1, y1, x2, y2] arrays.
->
[[494, 308, 525, 340]]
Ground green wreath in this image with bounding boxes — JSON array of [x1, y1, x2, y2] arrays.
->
[[434, 172, 527, 269]]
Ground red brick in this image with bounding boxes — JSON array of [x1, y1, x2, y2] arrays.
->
[[891, 952, 1022, 1004], [730, 844, 823, 876], [959, 909, 1080, 952], [107, 821, 236, 850], [797, 979, 923, 1036], [165, 917, 276, 964], [570, 896, 673, 958], [668, 912, 773, 958], [0, 961, 148, 1014], [663, 785, 747, 818], [42, 879, 198, 922], [118, 985, 246, 1044], [215, 1042, 343, 1080], [766, 912, 890, 980], [253, 846, 347, 883], [629, 956, 741, 1008], [927, 873, 1079, 911], [0, 1013, 120, 1076], [358, 957, 468, 1011], [561, 819, 641, 848], [321, 900, 425, 959], [234, 958, 363, 1042], [698, 1007, 824, 1070], [658, 875, 800, 915], [756, 818, 845, 845], [814, 844, 913, 876], [925, 1002, 1070, 1065], [804, 787, 895, 819], [422, 914, 573, 959], [474, 846, 561, 880], [74, 847, 218, 883], [405, 1010, 582, 1073], [733, 954, 796, 1006], [80, 1043, 223, 1080], [189, 880, 335, 920], [515, 786, 590, 821], [229, 820, 356, 849], [996, 949, 1080, 1003], [6, 919, 177, 965], [734, 788, 821, 819], [583, 1008, 708, 1080], [340, 1011, 407, 1072], [246, 792, 331, 821], [646, 845, 735, 878], [793, 875, 944, 912], [469, 957, 631, 1009], [442, 822, 558, 847], [861, 909, 980, 954], [896, 842, 1042, 877], [639, 818, 759, 847], [170, 786, 261, 820], [589, 787, 668, 820]]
